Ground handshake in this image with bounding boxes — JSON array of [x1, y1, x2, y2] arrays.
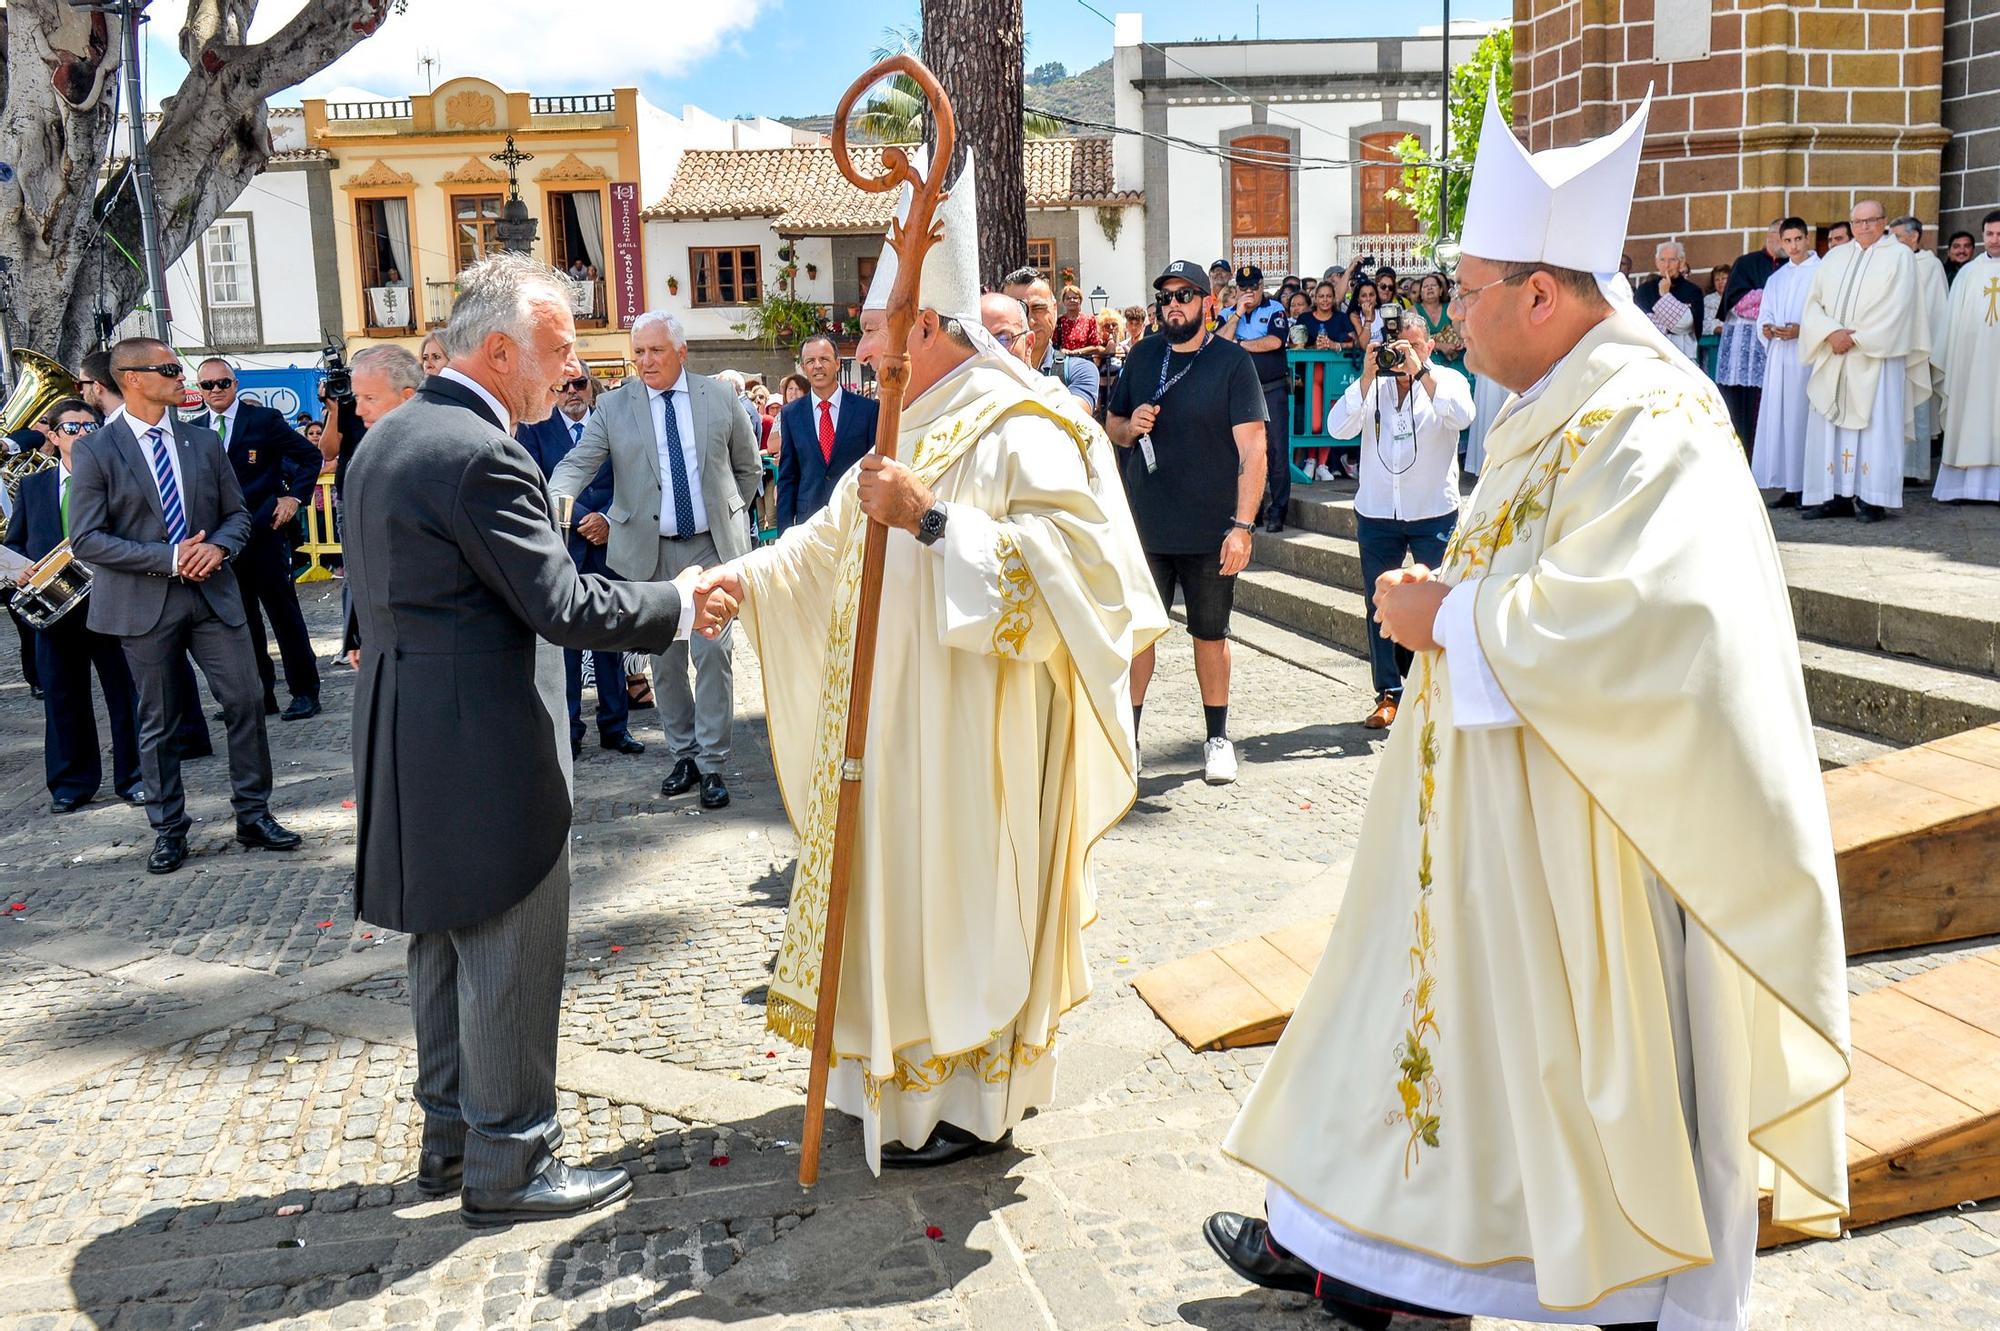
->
[[669, 563, 747, 640]]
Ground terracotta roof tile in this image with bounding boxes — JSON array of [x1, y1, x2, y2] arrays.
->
[[646, 138, 1139, 231]]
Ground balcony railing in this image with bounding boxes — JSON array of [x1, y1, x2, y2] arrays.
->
[[207, 305, 262, 347], [531, 94, 615, 116], [565, 278, 609, 324], [425, 280, 459, 328], [1335, 233, 1433, 270], [326, 99, 412, 121], [1231, 236, 1290, 276]]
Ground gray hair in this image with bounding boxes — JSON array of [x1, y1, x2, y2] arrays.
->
[[350, 344, 424, 392], [1654, 240, 1686, 260], [630, 310, 687, 348], [714, 369, 745, 392], [1890, 215, 1923, 236], [439, 253, 570, 360]]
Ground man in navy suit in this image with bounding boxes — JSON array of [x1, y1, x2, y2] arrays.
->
[[4, 398, 144, 813], [516, 374, 641, 758], [775, 334, 877, 531], [195, 359, 324, 720]]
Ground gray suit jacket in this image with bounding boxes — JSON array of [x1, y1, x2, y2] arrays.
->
[[343, 376, 687, 935], [548, 370, 762, 579], [68, 412, 253, 636]]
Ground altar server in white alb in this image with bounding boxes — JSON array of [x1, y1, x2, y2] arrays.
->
[[1752, 217, 1821, 507], [1934, 210, 2000, 503], [1891, 215, 1951, 482], [1798, 200, 1931, 521], [1204, 83, 1850, 1331]]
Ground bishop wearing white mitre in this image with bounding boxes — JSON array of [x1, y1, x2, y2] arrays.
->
[[1204, 86, 1849, 1331]]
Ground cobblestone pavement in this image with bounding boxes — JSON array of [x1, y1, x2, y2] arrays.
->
[[0, 581, 1995, 1330]]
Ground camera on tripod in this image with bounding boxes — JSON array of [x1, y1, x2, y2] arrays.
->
[[1375, 306, 1406, 374]]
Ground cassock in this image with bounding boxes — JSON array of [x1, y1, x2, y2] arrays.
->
[[1224, 310, 1849, 1330], [738, 355, 1167, 1172], [1751, 254, 1820, 493], [1800, 237, 1930, 507], [1934, 251, 2000, 501], [1904, 248, 1951, 481], [1714, 247, 1781, 452]]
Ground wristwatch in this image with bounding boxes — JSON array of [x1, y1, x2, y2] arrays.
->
[[1228, 518, 1256, 533], [915, 502, 949, 547]]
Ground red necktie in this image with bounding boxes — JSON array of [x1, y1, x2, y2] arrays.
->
[[818, 400, 835, 463]]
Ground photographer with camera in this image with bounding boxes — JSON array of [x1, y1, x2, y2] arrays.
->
[[1327, 309, 1474, 730]]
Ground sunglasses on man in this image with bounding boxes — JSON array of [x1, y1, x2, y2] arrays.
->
[[196, 378, 236, 391], [54, 421, 100, 436], [115, 362, 185, 379], [559, 376, 591, 391], [1155, 288, 1203, 306]]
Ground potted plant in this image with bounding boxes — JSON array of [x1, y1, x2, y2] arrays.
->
[[666, 275, 680, 295], [805, 262, 819, 280]]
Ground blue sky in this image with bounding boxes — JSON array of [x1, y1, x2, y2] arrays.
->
[[139, 0, 1508, 118]]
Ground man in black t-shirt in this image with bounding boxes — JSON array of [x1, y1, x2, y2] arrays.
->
[[1107, 260, 1268, 786], [1218, 265, 1296, 531]]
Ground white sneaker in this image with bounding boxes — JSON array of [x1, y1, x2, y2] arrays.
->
[[1203, 736, 1238, 785], [1314, 464, 1336, 482]]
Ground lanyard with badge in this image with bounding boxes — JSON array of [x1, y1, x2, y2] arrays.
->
[[1373, 378, 1420, 476], [1137, 331, 1209, 474]]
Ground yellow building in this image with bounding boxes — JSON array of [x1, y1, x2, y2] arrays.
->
[[303, 78, 647, 378]]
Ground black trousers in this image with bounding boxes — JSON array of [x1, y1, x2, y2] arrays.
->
[[12, 610, 39, 691], [1718, 383, 1760, 464], [237, 527, 321, 703], [1259, 378, 1292, 523], [407, 851, 570, 1189], [35, 612, 142, 803], [121, 582, 274, 835]]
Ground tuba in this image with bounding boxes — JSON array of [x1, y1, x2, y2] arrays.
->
[[0, 350, 77, 544]]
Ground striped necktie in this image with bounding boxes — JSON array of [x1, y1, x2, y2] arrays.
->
[[146, 426, 189, 544], [658, 390, 695, 540]]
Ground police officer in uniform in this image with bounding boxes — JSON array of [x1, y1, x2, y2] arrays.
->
[[1218, 265, 1294, 531]]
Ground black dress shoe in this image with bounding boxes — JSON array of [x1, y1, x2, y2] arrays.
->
[[1855, 499, 1887, 524], [281, 696, 321, 721], [699, 771, 730, 809], [601, 733, 645, 755], [51, 795, 89, 815], [460, 1160, 632, 1228], [148, 834, 189, 875], [1767, 490, 1801, 509], [1800, 497, 1854, 520], [1201, 1212, 1319, 1295], [236, 814, 303, 851], [1265, 517, 1285, 533], [570, 737, 582, 759], [417, 1151, 465, 1197], [660, 757, 700, 797], [29, 685, 44, 701], [880, 1123, 1009, 1169]]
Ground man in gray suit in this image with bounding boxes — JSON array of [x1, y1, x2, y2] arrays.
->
[[67, 337, 302, 874], [345, 254, 720, 1228], [549, 311, 760, 809]]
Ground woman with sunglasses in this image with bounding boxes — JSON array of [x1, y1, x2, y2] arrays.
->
[[4, 397, 149, 814]]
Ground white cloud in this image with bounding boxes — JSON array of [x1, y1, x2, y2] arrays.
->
[[144, 0, 769, 101]]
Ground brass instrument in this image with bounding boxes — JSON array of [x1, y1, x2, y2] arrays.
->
[[1, 350, 80, 545], [12, 540, 92, 630]]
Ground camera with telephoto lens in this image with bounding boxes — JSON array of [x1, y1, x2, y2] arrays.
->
[[1375, 306, 1405, 374], [321, 338, 353, 403]]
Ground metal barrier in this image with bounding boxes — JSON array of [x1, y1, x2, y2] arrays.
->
[[1286, 348, 1482, 483], [296, 474, 340, 583]]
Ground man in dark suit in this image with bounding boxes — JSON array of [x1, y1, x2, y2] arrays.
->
[[194, 358, 324, 720], [516, 374, 639, 758], [4, 398, 143, 812], [776, 333, 877, 531], [66, 338, 301, 874], [346, 253, 717, 1227]]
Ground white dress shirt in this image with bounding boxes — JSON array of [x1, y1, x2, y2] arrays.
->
[[1328, 366, 1474, 522], [438, 367, 513, 434], [650, 371, 707, 538], [109, 406, 193, 573], [809, 387, 843, 441], [559, 407, 593, 448], [208, 398, 242, 445]]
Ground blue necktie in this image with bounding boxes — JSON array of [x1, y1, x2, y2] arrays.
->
[[570, 421, 584, 445], [147, 427, 189, 544], [659, 391, 694, 540]]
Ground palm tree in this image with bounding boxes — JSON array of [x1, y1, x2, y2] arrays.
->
[[851, 24, 1062, 144]]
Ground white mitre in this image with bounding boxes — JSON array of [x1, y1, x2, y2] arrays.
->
[[861, 146, 981, 323], [1460, 81, 1651, 300]]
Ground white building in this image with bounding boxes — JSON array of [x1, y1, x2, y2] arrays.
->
[[643, 137, 1146, 373], [1113, 12, 1499, 277]]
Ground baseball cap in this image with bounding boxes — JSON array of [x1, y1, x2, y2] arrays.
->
[[1208, 258, 1231, 273], [1153, 260, 1212, 296], [1235, 264, 1264, 288]]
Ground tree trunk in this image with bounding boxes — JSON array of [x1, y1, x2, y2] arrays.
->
[[0, 0, 393, 370], [921, 0, 1025, 290]]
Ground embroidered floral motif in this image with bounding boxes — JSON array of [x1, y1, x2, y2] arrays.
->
[[991, 530, 1037, 658], [1392, 655, 1446, 1174], [861, 1028, 1056, 1107]]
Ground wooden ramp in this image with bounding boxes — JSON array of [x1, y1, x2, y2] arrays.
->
[[1758, 950, 2000, 1247], [1136, 723, 2000, 1053]]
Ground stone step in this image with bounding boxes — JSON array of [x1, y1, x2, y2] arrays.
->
[[1232, 567, 1372, 657], [1252, 528, 1363, 587]]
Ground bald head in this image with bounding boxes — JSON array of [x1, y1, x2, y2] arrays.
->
[[980, 292, 1034, 367]]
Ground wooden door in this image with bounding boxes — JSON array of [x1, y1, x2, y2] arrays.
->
[[1360, 132, 1419, 235], [1230, 135, 1291, 270]]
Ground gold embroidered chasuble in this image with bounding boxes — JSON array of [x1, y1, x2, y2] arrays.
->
[[1225, 313, 1850, 1311], [738, 360, 1166, 1169]]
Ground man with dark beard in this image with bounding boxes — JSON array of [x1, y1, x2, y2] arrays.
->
[[1107, 260, 1268, 785]]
